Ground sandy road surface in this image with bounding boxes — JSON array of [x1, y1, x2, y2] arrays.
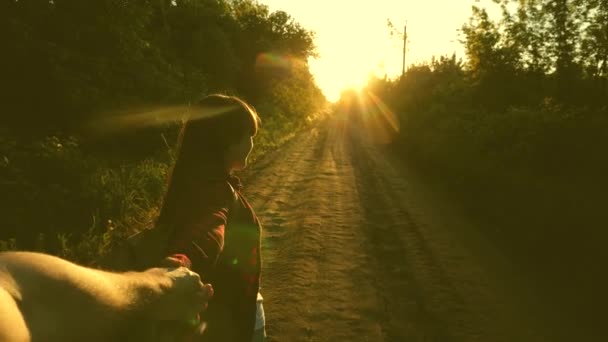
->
[[242, 116, 577, 341]]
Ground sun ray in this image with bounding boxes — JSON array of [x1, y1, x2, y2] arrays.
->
[[83, 104, 239, 136], [338, 89, 399, 145]]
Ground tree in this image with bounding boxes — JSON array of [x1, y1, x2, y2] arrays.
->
[[580, 0, 608, 79], [228, 1, 317, 100], [544, 0, 582, 98], [461, 5, 519, 107]]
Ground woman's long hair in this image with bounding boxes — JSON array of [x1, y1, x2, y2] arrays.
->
[[156, 94, 260, 226]]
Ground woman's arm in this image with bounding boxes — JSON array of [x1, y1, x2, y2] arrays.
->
[[168, 205, 228, 277], [167, 181, 236, 277]]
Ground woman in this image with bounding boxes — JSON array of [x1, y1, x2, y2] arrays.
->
[[159, 94, 266, 341]]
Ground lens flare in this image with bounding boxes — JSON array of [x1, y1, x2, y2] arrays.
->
[[84, 104, 239, 136], [343, 90, 400, 145], [366, 92, 400, 134], [255, 52, 305, 74]]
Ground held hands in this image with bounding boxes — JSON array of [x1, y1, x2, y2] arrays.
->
[[146, 255, 213, 323]]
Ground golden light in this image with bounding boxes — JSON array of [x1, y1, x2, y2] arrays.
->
[[341, 74, 369, 93], [261, 0, 479, 102], [83, 104, 238, 136], [336, 89, 400, 145]]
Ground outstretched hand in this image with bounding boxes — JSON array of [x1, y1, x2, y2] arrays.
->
[[0, 251, 213, 342]]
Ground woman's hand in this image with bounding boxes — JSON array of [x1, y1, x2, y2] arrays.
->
[[161, 254, 193, 269]]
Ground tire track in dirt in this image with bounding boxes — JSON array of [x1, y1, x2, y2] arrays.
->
[[246, 122, 384, 341], [243, 116, 559, 341], [347, 131, 457, 341], [348, 121, 556, 341], [349, 130, 490, 341]]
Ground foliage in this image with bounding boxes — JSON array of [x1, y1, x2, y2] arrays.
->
[[0, 135, 167, 260], [0, 0, 325, 133], [345, 0, 608, 287], [0, 0, 326, 263]]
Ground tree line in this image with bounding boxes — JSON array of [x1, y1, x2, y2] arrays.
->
[[344, 0, 607, 325], [0, 0, 326, 260], [0, 0, 325, 133]]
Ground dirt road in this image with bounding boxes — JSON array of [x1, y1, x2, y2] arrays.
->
[[242, 115, 578, 341]]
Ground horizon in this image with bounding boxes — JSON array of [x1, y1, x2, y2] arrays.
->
[[261, 0, 499, 101]]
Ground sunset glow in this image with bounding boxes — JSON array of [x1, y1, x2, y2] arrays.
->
[[261, 0, 490, 101]]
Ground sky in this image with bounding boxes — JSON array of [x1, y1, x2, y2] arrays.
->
[[260, 0, 496, 101]]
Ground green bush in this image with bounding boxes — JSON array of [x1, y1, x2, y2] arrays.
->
[[0, 111, 308, 264], [393, 101, 608, 266], [0, 135, 169, 263]]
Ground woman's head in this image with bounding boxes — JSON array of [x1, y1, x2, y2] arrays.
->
[[176, 94, 260, 174], [157, 95, 260, 225]]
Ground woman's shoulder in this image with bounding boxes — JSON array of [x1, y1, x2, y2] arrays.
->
[[200, 179, 238, 208]]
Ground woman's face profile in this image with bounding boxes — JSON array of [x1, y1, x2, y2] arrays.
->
[[226, 134, 254, 171]]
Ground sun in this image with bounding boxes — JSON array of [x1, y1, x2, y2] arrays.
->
[[341, 74, 368, 93], [310, 58, 372, 102]]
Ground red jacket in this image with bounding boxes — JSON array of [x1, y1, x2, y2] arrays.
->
[[167, 175, 261, 342]]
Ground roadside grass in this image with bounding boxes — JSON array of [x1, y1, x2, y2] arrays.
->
[[0, 109, 327, 265]]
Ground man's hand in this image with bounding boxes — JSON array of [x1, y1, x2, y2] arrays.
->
[[145, 265, 213, 322]]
